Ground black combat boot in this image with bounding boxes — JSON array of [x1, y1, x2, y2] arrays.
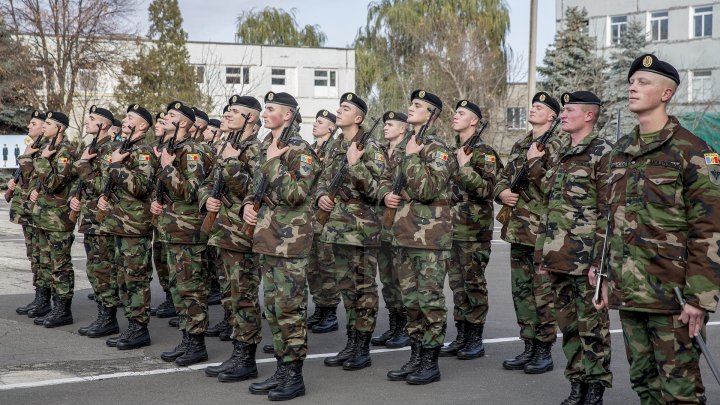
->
[[160, 331, 189, 361], [267, 360, 305, 401], [387, 340, 422, 381], [175, 333, 208, 366], [439, 321, 465, 357], [306, 306, 324, 328], [524, 340, 554, 374], [168, 316, 179, 328], [582, 383, 605, 405], [263, 343, 275, 354], [217, 343, 258, 382], [249, 358, 286, 395], [386, 309, 411, 348], [206, 340, 244, 377], [86, 305, 119, 338], [27, 287, 52, 319], [208, 279, 222, 306], [218, 326, 232, 341], [105, 335, 120, 347], [311, 306, 338, 334], [206, 308, 230, 337], [406, 346, 441, 385], [116, 319, 151, 350], [561, 382, 587, 405], [502, 339, 535, 370], [155, 290, 176, 318], [457, 322, 485, 360], [33, 295, 58, 325], [324, 327, 357, 366], [371, 310, 397, 346], [43, 297, 73, 328], [79, 301, 103, 336], [343, 331, 372, 370], [16, 288, 42, 315]]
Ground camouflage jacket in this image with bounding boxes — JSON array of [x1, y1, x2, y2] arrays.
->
[[32, 139, 78, 232], [311, 137, 336, 235], [378, 129, 456, 250], [190, 138, 215, 179], [378, 135, 409, 243], [11, 137, 47, 225], [73, 136, 116, 235], [532, 130, 612, 276], [451, 134, 502, 243], [317, 128, 386, 247], [198, 132, 260, 252], [242, 132, 321, 258], [156, 138, 207, 244], [99, 137, 158, 237], [606, 116, 720, 313]]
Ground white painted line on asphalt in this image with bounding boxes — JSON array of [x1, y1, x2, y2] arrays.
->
[[3, 321, 719, 391]]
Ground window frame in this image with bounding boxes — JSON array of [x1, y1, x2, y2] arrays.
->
[[692, 5, 713, 39], [649, 11, 669, 42]]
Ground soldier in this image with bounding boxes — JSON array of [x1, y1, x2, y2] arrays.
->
[[110, 119, 123, 142], [530, 91, 613, 404], [306, 109, 340, 335], [371, 111, 411, 349], [201, 95, 262, 382], [318, 93, 385, 370], [242, 91, 320, 401], [203, 118, 222, 148], [380, 90, 454, 385], [11, 111, 49, 317], [442, 100, 502, 360], [593, 54, 720, 405], [495, 92, 560, 373], [71, 105, 120, 338], [151, 101, 209, 366], [28, 111, 78, 328]]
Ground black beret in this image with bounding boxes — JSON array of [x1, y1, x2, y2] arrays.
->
[[455, 100, 482, 119], [192, 107, 209, 123], [532, 92, 561, 115], [382, 111, 408, 123], [88, 105, 114, 122], [112, 118, 122, 128], [127, 104, 153, 126], [46, 111, 69, 127], [410, 89, 443, 111], [316, 109, 336, 124], [166, 100, 196, 123], [339, 92, 368, 114], [228, 95, 262, 111], [30, 110, 47, 121], [264, 91, 298, 108], [560, 91, 603, 106], [207, 119, 221, 129], [222, 105, 230, 114], [155, 111, 165, 121], [628, 53, 680, 85]]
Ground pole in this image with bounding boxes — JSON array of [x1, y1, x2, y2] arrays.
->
[[528, 0, 538, 115]]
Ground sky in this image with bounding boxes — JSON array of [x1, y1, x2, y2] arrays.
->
[[134, 0, 556, 81]]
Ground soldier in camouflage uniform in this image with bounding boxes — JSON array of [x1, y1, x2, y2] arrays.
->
[[242, 91, 320, 401], [71, 105, 121, 338], [530, 91, 613, 405], [201, 95, 263, 382], [11, 111, 48, 317], [495, 92, 560, 374], [380, 90, 454, 385], [28, 112, 78, 328], [371, 111, 411, 349], [151, 101, 209, 366], [318, 93, 385, 370], [442, 100, 502, 360], [593, 54, 719, 405]]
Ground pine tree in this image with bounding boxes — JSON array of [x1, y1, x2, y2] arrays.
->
[[114, 0, 209, 115]]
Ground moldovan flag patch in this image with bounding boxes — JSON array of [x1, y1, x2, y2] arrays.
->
[[139, 154, 150, 161], [300, 154, 312, 164], [58, 157, 68, 164], [435, 151, 449, 161], [485, 154, 496, 163], [374, 153, 384, 161], [187, 154, 199, 161], [705, 153, 719, 165]]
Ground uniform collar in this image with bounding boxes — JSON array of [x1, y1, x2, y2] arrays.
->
[[561, 129, 597, 157], [617, 116, 680, 157]]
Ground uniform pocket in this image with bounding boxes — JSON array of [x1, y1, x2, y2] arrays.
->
[[643, 165, 680, 206]]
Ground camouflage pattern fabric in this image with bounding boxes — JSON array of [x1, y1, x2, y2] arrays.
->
[[510, 244, 557, 343], [12, 137, 47, 225], [220, 249, 262, 344], [32, 139, 78, 232], [166, 243, 208, 334], [189, 138, 214, 179], [36, 230, 75, 299], [115, 236, 152, 324], [448, 242, 490, 324], [377, 241, 402, 311], [83, 234, 118, 308], [152, 231, 170, 290], [307, 237, 340, 307], [331, 244, 379, 332], [21, 225, 41, 287], [74, 136, 116, 235]]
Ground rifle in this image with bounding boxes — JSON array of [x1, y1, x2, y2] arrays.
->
[[414, 107, 438, 145], [69, 180, 88, 223], [217, 113, 250, 157], [277, 108, 301, 149], [674, 287, 720, 385], [241, 174, 271, 237], [200, 167, 238, 235], [316, 117, 381, 225], [165, 121, 180, 152], [95, 126, 136, 222], [4, 168, 22, 203], [316, 127, 338, 160], [28, 131, 61, 204], [462, 120, 490, 154], [87, 124, 102, 154], [496, 117, 562, 225]]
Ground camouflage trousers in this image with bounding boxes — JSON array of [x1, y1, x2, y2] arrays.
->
[[394, 247, 449, 348], [219, 249, 262, 344], [378, 240, 403, 311], [510, 244, 557, 342], [307, 235, 340, 307], [448, 241, 490, 325], [152, 230, 169, 291], [331, 244, 379, 333], [260, 254, 308, 363], [36, 229, 74, 299], [549, 272, 612, 387], [83, 234, 118, 308], [115, 236, 152, 324], [167, 243, 208, 334], [202, 245, 220, 290], [22, 224, 42, 288], [620, 310, 707, 404]]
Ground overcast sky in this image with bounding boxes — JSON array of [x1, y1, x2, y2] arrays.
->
[[134, 0, 556, 81]]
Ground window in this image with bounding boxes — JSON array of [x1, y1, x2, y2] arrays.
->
[[194, 65, 205, 83], [690, 70, 712, 102], [314, 70, 337, 87], [226, 66, 249, 85], [650, 11, 668, 41], [610, 15, 628, 45], [693, 6, 713, 38], [271, 68, 286, 85], [506, 107, 526, 130]]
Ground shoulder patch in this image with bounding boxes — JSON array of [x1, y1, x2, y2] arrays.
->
[[139, 154, 150, 161], [58, 157, 69, 164], [103, 154, 112, 163], [704, 153, 719, 165], [187, 153, 199, 161], [434, 150, 449, 161], [484, 154, 496, 163], [300, 154, 312, 164], [374, 152, 384, 161], [709, 165, 720, 186]]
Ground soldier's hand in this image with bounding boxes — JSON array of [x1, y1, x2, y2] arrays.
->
[[8, 178, 16, 191], [593, 281, 609, 311], [97, 196, 109, 212], [153, 146, 161, 159], [318, 195, 335, 212], [267, 138, 289, 160], [456, 148, 472, 167], [25, 144, 39, 155], [69, 197, 81, 212], [499, 189, 519, 207], [160, 148, 175, 168], [111, 149, 130, 163], [222, 142, 241, 159], [243, 203, 257, 225], [206, 197, 221, 213], [537, 264, 549, 276], [405, 135, 424, 155], [150, 201, 165, 216], [80, 147, 97, 161], [384, 192, 401, 209], [30, 189, 39, 203], [588, 266, 598, 287], [527, 142, 545, 160], [41, 145, 57, 158], [679, 302, 705, 338], [346, 142, 365, 166]]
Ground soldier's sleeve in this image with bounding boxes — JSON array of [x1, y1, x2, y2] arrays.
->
[[158, 149, 204, 203], [347, 142, 386, 202], [459, 148, 499, 200], [590, 146, 611, 268], [110, 150, 155, 198], [39, 150, 75, 194], [262, 146, 319, 207], [18, 153, 35, 180], [402, 143, 452, 203], [494, 144, 520, 203], [314, 147, 332, 204], [197, 161, 218, 210], [223, 157, 252, 197]]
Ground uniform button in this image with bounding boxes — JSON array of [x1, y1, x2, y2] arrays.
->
[[631, 161, 635, 165]]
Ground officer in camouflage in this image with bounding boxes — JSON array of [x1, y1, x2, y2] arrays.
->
[[593, 54, 720, 405]]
